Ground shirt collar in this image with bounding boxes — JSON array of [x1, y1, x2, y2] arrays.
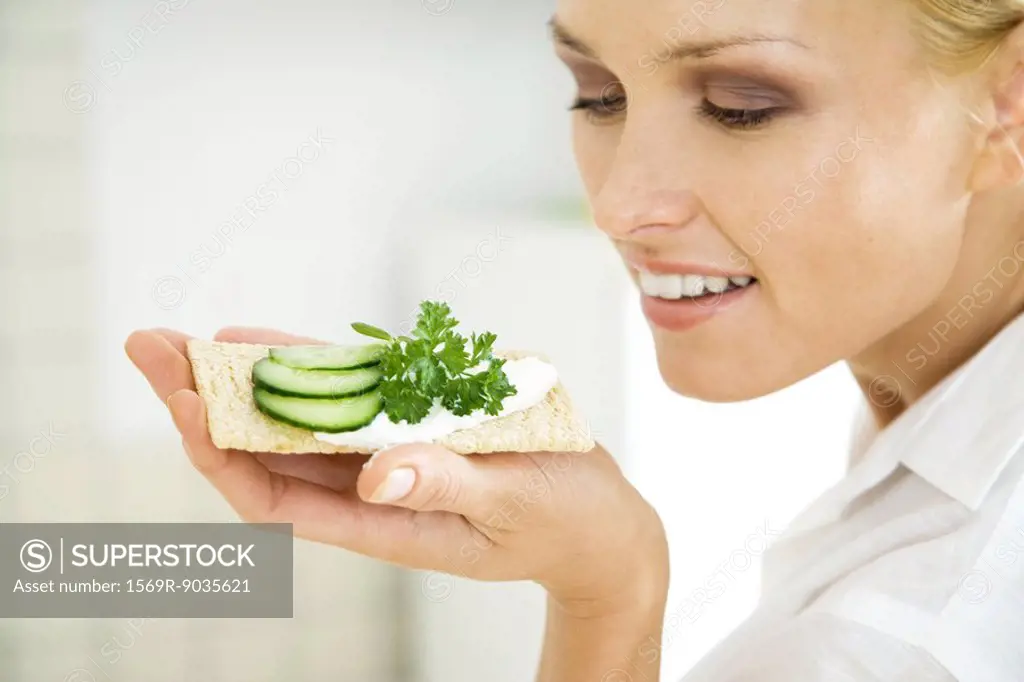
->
[[890, 311, 1024, 510]]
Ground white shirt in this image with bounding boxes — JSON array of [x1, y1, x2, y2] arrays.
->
[[681, 312, 1024, 682]]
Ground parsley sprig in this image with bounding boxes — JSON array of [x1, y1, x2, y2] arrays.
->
[[352, 301, 517, 425]]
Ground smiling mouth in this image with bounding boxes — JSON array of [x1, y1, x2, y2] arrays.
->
[[637, 269, 759, 301]]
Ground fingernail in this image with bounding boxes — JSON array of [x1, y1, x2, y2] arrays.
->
[[167, 390, 186, 411], [370, 467, 416, 504]]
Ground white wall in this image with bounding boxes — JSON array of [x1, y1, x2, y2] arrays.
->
[[74, 1, 609, 680], [88, 0, 582, 440], [38, 1, 592, 680]]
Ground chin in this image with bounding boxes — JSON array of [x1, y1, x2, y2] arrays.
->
[[653, 346, 793, 404]]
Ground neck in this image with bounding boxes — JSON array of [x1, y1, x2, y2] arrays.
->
[[849, 191, 1024, 428]]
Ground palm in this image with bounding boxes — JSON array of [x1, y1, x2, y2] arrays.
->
[[124, 326, 477, 570]]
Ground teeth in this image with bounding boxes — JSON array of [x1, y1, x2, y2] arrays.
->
[[640, 270, 687, 298], [658, 273, 684, 299], [680, 275, 706, 297], [704, 276, 730, 294], [638, 269, 756, 300], [638, 270, 662, 296]]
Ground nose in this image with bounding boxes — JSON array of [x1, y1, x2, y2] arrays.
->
[[591, 117, 703, 240]]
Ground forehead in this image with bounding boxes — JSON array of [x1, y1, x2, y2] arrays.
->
[[552, 0, 922, 70]]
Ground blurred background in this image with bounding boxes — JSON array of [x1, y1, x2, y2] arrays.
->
[[0, 0, 864, 680]]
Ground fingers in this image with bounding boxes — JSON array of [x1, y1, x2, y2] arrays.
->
[[125, 330, 196, 401], [132, 325, 498, 570], [213, 327, 329, 345], [168, 389, 352, 524], [149, 328, 193, 356], [167, 388, 355, 534], [125, 325, 326, 404], [166, 390, 470, 565], [358, 444, 548, 522]]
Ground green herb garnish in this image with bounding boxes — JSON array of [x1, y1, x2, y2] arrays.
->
[[352, 301, 517, 425], [351, 322, 392, 341]]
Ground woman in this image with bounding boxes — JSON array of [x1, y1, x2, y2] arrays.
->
[[126, 0, 1024, 679]]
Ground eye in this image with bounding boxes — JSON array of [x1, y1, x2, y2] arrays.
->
[[696, 99, 783, 130], [569, 84, 628, 124]]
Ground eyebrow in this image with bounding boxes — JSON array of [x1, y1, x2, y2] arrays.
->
[[548, 16, 808, 61]]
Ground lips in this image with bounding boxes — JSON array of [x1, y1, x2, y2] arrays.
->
[[628, 259, 760, 332]]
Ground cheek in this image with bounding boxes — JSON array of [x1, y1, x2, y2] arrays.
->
[[734, 121, 969, 360], [656, 118, 970, 402]]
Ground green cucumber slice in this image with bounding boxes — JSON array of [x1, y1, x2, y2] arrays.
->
[[269, 344, 386, 371], [254, 388, 383, 433], [252, 358, 382, 398]]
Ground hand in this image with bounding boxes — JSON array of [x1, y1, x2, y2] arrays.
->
[[125, 327, 669, 614]]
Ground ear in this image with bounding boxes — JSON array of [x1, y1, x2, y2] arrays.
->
[[968, 27, 1024, 192]]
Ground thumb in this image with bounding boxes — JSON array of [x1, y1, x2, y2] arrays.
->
[[357, 443, 539, 518]]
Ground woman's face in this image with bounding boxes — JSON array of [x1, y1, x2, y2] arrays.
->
[[554, 0, 982, 401]]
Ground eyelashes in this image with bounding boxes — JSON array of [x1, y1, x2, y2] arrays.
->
[[568, 93, 628, 122], [568, 91, 783, 130], [695, 99, 782, 129]]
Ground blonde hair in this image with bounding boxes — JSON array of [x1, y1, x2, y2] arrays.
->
[[911, 0, 1024, 72]]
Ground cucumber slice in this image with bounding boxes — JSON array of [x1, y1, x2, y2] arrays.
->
[[269, 344, 386, 371], [254, 388, 383, 433], [252, 358, 382, 398]]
